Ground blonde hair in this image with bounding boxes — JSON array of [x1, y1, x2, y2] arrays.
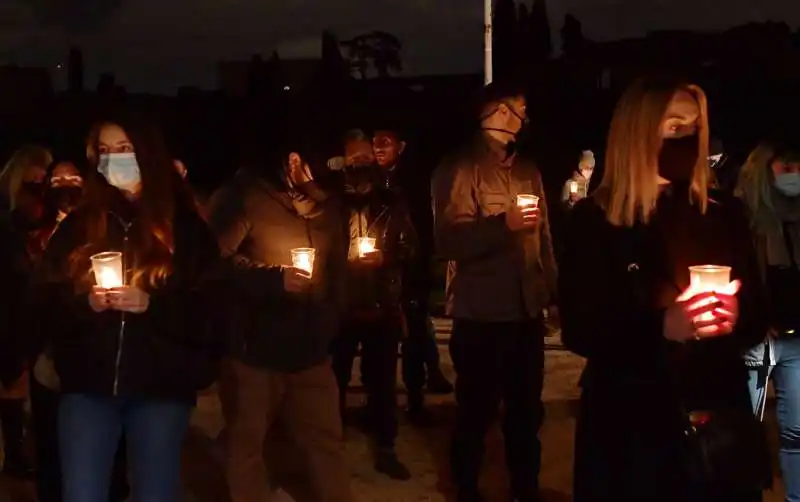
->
[[596, 79, 711, 227], [734, 142, 780, 222], [0, 145, 53, 210]]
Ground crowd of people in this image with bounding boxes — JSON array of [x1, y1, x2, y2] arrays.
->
[[0, 74, 795, 502]]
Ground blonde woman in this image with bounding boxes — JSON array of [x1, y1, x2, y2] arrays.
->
[[736, 140, 800, 502], [0, 144, 51, 477], [559, 76, 767, 502]]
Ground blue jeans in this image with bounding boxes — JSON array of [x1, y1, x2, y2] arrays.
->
[[58, 394, 192, 502], [748, 337, 800, 502]]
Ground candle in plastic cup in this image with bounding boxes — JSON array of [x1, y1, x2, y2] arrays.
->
[[291, 248, 315, 275], [516, 194, 539, 208], [688, 265, 731, 322], [569, 181, 579, 194], [357, 237, 377, 258], [90, 252, 124, 289]]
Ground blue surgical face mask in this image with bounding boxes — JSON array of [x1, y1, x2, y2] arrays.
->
[[775, 173, 800, 197], [98, 152, 141, 192]]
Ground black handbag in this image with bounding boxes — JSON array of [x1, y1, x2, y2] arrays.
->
[[618, 224, 770, 494], [764, 221, 800, 334], [682, 408, 770, 494]]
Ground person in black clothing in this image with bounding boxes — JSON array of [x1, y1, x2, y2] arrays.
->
[[560, 78, 768, 502], [331, 160, 416, 480], [373, 129, 453, 424], [432, 82, 558, 502], [30, 157, 131, 502], [0, 144, 52, 479], [208, 142, 354, 502], [29, 115, 222, 502]]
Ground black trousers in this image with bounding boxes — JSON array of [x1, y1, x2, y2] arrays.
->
[[449, 318, 545, 498], [0, 397, 25, 467], [332, 318, 401, 449], [401, 302, 441, 400], [29, 376, 130, 502]]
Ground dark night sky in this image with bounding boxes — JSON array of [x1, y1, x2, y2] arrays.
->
[[0, 0, 798, 93]]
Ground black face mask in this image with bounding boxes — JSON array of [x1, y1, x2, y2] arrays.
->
[[48, 186, 82, 213], [20, 181, 45, 197], [658, 136, 699, 182]]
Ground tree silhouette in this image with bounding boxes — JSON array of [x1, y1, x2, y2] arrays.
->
[[321, 30, 349, 80], [530, 0, 553, 61], [341, 31, 403, 79], [561, 14, 586, 57], [493, 0, 518, 82]]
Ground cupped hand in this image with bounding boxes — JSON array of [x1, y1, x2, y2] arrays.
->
[[506, 206, 538, 231], [359, 250, 384, 268], [88, 286, 111, 313], [108, 286, 150, 314], [283, 266, 312, 293]]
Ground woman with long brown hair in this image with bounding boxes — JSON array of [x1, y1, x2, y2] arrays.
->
[[559, 77, 768, 501], [32, 112, 221, 502], [0, 144, 52, 478]]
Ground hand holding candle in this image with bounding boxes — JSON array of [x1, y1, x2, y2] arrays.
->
[[569, 181, 579, 195], [673, 265, 740, 339], [507, 194, 539, 231]]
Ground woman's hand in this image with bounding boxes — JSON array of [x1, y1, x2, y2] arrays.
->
[[665, 280, 741, 341], [88, 286, 111, 312], [108, 286, 150, 314], [694, 290, 739, 338], [359, 250, 384, 268]]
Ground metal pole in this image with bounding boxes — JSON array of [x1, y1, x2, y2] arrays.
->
[[484, 0, 493, 85]]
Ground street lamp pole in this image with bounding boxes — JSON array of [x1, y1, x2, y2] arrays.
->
[[484, 0, 493, 85]]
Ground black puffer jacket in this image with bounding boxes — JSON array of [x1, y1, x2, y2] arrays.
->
[[34, 190, 222, 403]]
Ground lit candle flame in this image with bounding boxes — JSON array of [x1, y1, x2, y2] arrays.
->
[[97, 266, 122, 288], [290, 248, 315, 275], [357, 237, 376, 258], [516, 194, 539, 208], [569, 181, 579, 194]]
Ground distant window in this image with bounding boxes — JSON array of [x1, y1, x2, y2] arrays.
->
[[283, 85, 290, 91]]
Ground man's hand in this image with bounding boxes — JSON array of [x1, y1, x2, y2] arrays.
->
[[506, 206, 539, 231], [283, 267, 312, 293]]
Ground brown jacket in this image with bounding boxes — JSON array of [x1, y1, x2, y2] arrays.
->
[[432, 135, 558, 321]]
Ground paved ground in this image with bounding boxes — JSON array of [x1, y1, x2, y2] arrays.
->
[[0, 319, 787, 501]]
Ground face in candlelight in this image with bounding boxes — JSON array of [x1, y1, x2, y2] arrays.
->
[[516, 194, 539, 208], [291, 248, 315, 275], [90, 252, 124, 289], [357, 237, 377, 258]]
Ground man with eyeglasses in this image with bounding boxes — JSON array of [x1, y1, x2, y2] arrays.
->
[[431, 82, 558, 502]]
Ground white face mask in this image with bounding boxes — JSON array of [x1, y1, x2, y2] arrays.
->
[[98, 153, 141, 192], [580, 169, 593, 179]]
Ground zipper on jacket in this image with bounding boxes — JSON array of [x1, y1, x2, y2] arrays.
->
[[110, 212, 131, 396]]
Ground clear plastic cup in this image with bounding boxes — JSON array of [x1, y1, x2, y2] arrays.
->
[[291, 248, 316, 275], [90, 251, 124, 288], [516, 194, 539, 208], [357, 237, 377, 258]]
